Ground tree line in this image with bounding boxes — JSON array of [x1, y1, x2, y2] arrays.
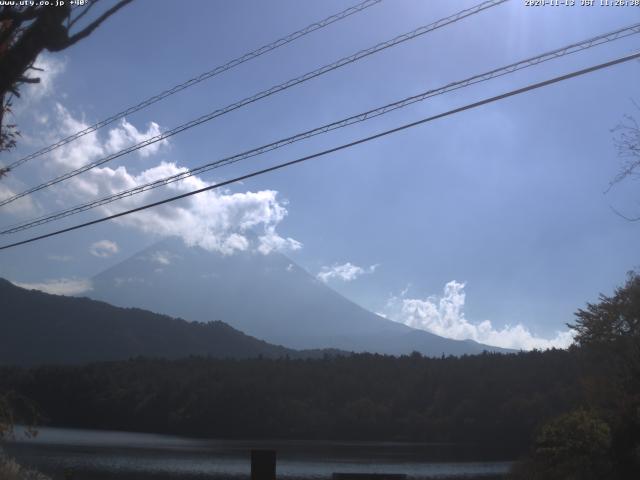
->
[[0, 272, 638, 479]]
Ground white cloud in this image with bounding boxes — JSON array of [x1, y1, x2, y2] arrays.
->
[[13, 278, 92, 296], [50, 104, 168, 170], [24, 53, 66, 103], [90, 239, 119, 258], [5, 53, 66, 132], [105, 119, 168, 158], [384, 281, 575, 351], [258, 226, 302, 255], [48, 104, 105, 170], [0, 183, 39, 216], [317, 262, 378, 283], [41, 106, 300, 256]]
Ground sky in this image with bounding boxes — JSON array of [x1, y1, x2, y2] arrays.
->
[[0, 0, 639, 350]]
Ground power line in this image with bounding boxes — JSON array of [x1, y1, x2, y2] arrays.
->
[[2, 21, 638, 235], [1, 49, 637, 252], [0, 0, 507, 208], [3, 0, 383, 172]]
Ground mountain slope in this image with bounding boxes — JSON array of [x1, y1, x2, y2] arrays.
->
[[0, 278, 320, 366], [89, 238, 509, 356]]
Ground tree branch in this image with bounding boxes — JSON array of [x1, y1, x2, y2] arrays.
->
[[0, 6, 41, 23], [68, 0, 102, 29], [609, 205, 640, 222], [58, 0, 133, 51]]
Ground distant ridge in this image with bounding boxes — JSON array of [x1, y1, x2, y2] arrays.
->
[[0, 278, 338, 366], [89, 238, 511, 356]]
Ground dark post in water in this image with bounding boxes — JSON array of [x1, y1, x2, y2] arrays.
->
[[251, 449, 276, 480]]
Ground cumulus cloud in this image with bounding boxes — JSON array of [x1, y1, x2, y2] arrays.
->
[[50, 104, 168, 170], [384, 281, 575, 351], [105, 119, 168, 158], [40, 106, 300, 256], [24, 53, 66, 103], [317, 262, 378, 283], [258, 226, 302, 255], [90, 240, 119, 258], [0, 183, 39, 216], [13, 278, 92, 296], [4, 54, 65, 135]]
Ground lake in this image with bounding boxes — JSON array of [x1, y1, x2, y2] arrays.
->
[[3, 426, 513, 480]]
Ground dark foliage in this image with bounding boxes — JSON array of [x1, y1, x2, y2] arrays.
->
[[511, 272, 640, 479], [510, 408, 613, 480], [0, 349, 582, 456], [0, 1, 133, 153], [0, 391, 39, 440], [570, 271, 640, 345]]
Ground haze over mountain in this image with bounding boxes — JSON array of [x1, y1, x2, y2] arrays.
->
[[89, 238, 509, 356], [0, 278, 330, 366]]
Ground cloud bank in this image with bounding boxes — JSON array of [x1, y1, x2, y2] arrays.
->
[[13, 278, 93, 296], [385, 281, 574, 351], [90, 239, 119, 258], [318, 262, 378, 283], [0, 183, 39, 216], [24, 53, 67, 103], [27, 105, 301, 256]]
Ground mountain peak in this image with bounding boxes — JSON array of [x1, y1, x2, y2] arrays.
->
[[88, 239, 509, 356]]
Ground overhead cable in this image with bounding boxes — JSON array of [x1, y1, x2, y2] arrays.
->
[[3, 0, 383, 171], [3, 21, 638, 235], [0, 0, 508, 208], [1, 49, 637, 251]]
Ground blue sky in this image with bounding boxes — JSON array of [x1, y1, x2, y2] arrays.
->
[[0, 0, 638, 349]]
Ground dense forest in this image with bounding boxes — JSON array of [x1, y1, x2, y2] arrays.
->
[[0, 350, 580, 448], [1, 273, 638, 479]]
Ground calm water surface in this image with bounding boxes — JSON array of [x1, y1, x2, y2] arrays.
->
[[4, 426, 512, 480]]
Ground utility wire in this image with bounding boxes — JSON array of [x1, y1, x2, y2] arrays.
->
[[2, 21, 638, 235], [3, 0, 383, 172], [0, 0, 507, 208], [1, 50, 637, 252]]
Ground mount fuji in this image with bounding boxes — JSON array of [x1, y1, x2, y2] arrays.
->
[[88, 238, 508, 356]]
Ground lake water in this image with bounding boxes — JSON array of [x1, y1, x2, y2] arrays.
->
[[3, 426, 512, 480]]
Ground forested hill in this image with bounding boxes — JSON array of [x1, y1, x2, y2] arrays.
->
[[0, 278, 335, 365]]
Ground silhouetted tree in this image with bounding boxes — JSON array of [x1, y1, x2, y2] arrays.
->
[[0, 391, 39, 441], [609, 104, 640, 220], [511, 409, 613, 480], [569, 271, 640, 346], [511, 272, 640, 479], [0, 0, 133, 166]]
